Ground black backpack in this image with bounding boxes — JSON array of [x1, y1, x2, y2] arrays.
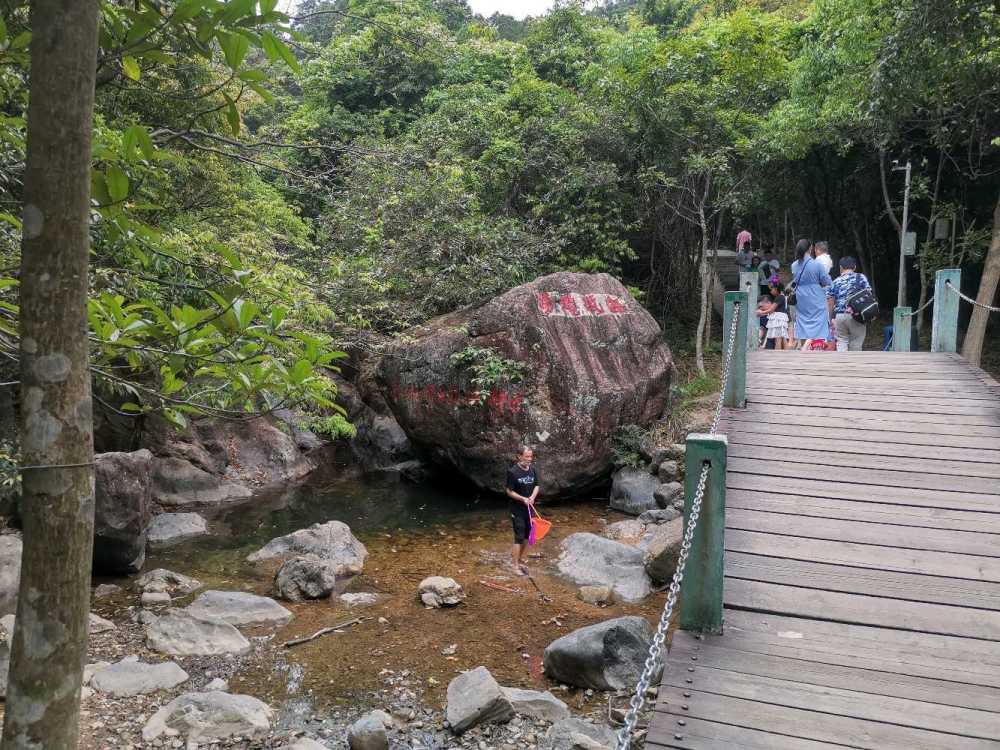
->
[[846, 275, 878, 323]]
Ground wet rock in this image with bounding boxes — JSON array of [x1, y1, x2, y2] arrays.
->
[[602, 519, 645, 541], [0, 535, 18, 617], [377, 272, 672, 498], [418, 576, 465, 608], [333, 371, 417, 471], [151, 457, 253, 508], [637, 507, 681, 525], [340, 592, 380, 608], [146, 609, 251, 656], [147, 512, 208, 547], [141, 592, 171, 607], [446, 666, 514, 734], [89, 612, 116, 633], [609, 468, 659, 515], [246, 520, 368, 576], [185, 590, 292, 627], [543, 616, 655, 690], [141, 690, 273, 742], [577, 585, 612, 606], [93, 450, 153, 574], [653, 481, 683, 509], [545, 718, 616, 750], [501, 687, 570, 721], [348, 710, 392, 750], [90, 655, 189, 696], [656, 460, 681, 483], [643, 517, 684, 583], [556, 533, 653, 603], [136, 567, 202, 595], [274, 555, 338, 602], [93, 583, 122, 599]]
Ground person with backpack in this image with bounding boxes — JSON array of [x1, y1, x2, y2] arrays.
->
[[826, 256, 876, 351]]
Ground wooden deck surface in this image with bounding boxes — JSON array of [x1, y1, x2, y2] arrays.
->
[[647, 351, 1000, 749]]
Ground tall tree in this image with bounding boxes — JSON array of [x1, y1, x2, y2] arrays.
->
[[1, 0, 100, 746]]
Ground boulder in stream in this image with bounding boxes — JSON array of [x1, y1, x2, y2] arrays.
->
[[274, 555, 338, 602], [141, 690, 273, 743], [501, 687, 570, 722], [90, 656, 189, 697], [418, 576, 465, 608], [247, 520, 368, 576], [543, 616, 655, 691], [556, 533, 653, 603], [609, 468, 658, 515], [146, 610, 251, 656], [545, 718, 616, 750], [642, 517, 684, 583], [446, 666, 514, 734], [376, 272, 672, 498], [185, 590, 292, 627], [93, 450, 153, 574], [146, 512, 207, 547], [348, 710, 393, 750], [136, 567, 202, 595]]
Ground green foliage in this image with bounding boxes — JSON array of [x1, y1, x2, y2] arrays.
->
[[449, 346, 527, 403], [612, 424, 648, 469]]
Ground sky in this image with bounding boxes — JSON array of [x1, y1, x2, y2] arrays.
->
[[466, 0, 556, 18]]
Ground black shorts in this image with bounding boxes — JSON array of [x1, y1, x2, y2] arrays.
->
[[510, 502, 531, 543]]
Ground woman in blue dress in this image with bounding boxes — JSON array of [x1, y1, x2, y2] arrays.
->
[[789, 240, 832, 349]]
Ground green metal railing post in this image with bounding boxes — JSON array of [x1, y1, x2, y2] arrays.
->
[[892, 306, 912, 352], [680, 433, 728, 634], [931, 268, 961, 353], [739, 272, 759, 351], [723, 292, 747, 408]]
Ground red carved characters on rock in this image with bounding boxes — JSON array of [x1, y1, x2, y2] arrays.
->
[[535, 291, 629, 317]]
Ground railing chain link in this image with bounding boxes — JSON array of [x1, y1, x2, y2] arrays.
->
[[946, 280, 1000, 313], [898, 295, 935, 318], [614, 302, 742, 750]]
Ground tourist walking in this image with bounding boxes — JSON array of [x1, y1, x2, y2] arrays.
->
[[505, 446, 539, 576], [789, 239, 832, 349], [827, 256, 872, 351], [735, 229, 753, 272], [759, 281, 789, 350]]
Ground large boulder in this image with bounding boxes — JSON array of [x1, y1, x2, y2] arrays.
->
[[90, 656, 189, 697], [274, 555, 338, 602], [543, 616, 654, 691], [93, 450, 153, 574], [185, 590, 292, 627], [501, 687, 570, 722], [609, 468, 659, 515], [0, 535, 21, 616], [556, 533, 653, 603], [446, 666, 514, 734], [147, 512, 208, 547], [150, 457, 252, 508], [335, 372, 416, 471], [247, 521, 368, 576], [642, 517, 684, 583], [141, 691, 273, 743], [146, 610, 250, 656], [377, 272, 672, 497], [418, 576, 465, 608]]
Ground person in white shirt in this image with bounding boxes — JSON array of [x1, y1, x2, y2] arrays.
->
[[813, 240, 834, 275]]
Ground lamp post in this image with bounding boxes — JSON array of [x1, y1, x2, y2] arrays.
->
[[893, 160, 912, 307]]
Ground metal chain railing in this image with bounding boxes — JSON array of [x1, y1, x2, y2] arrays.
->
[[898, 295, 935, 318], [946, 280, 1000, 313], [614, 302, 742, 750]]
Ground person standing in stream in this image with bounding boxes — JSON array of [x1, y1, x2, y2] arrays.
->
[[506, 446, 540, 576]]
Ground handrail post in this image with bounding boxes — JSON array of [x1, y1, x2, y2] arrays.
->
[[723, 291, 747, 408], [739, 272, 759, 351], [892, 306, 912, 352], [680, 433, 728, 634], [931, 268, 961, 353]]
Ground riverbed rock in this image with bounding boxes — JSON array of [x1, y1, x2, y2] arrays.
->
[[185, 590, 293, 627], [545, 718, 616, 750], [286, 739, 331, 750], [90, 656, 189, 696], [418, 576, 465, 608], [637, 507, 681, 525], [377, 272, 672, 498], [657, 460, 681, 483], [543, 616, 655, 690], [340, 592, 380, 608], [577, 585, 612, 606], [146, 512, 208, 547], [0, 534, 21, 616], [151, 457, 253, 508], [141, 592, 171, 606], [643, 517, 684, 583], [603, 519, 645, 541], [653, 481, 683, 509], [446, 666, 514, 734], [334, 370, 417, 471], [246, 521, 368, 576], [501, 687, 570, 721], [205, 677, 229, 691], [89, 613, 116, 633], [93, 583, 122, 600], [347, 710, 392, 750], [136, 568, 202, 595], [141, 690, 273, 742], [274, 555, 338, 602], [557, 533, 653, 603], [93, 449, 153, 574], [609, 468, 659, 515], [146, 610, 251, 656]]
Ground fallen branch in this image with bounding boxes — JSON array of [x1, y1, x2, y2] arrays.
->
[[479, 580, 522, 594], [282, 617, 362, 648]]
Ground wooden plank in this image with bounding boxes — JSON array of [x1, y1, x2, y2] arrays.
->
[[741, 403, 1000, 429], [671, 631, 1000, 702], [726, 490, 1000, 534], [653, 686, 999, 750], [726, 529, 1000, 583], [746, 385, 1000, 406], [725, 508, 1000, 557], [659, 659, 1000, 740], [723, 428, 1000, 463], [728, 456, 1000, 495], [723, 409, 1000, 439], [748, 392, 996, 416], [647, 715, 840, 750], [745, 375, 995, 395], [724, 578, 1000, 639], [718, 419, 1000, 452], [728, 472, 1000, 512], [724, 552, 1000, 610]]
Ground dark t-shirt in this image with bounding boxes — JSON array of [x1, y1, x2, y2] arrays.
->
[[506, 463, 538, 503], [774, 294, 787, 313]]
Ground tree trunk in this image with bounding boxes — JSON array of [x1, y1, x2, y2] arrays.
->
[[961, 192, 1000, 367], [693, 175, 713, 376], [1, 2, 99, 748]]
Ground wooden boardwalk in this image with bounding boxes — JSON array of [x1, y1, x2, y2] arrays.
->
[[648, 351, 1000, 749]]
